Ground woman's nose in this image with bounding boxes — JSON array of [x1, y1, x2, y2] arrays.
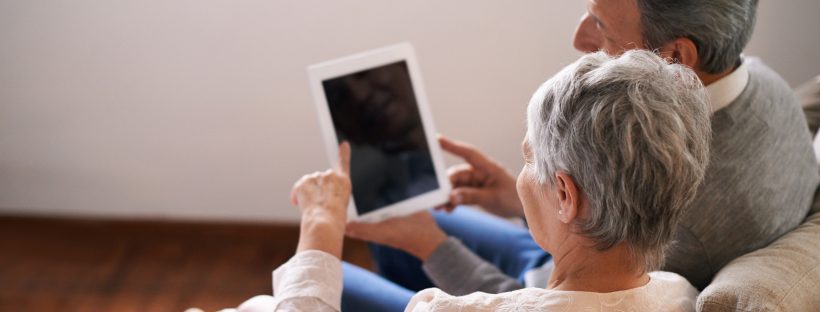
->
[[572, 13, 601, 53]]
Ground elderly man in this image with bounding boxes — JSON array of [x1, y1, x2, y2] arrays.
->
[[340, 0, 819, 311]]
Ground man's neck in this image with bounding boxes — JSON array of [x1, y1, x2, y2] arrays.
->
[[698, 64, 738, 87]]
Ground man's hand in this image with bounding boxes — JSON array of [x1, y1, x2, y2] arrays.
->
[[346, 211, 447, 261], [290, 142, 352, 258], [437, 135, 524, 218]]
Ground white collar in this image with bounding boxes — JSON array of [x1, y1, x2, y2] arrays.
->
[[705, 58, 749, 112]]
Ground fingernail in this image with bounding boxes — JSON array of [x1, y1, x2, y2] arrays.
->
[[455, 194, 463, 203]]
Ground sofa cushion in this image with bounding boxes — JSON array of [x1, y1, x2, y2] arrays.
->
[[696, 211, 820, 311]]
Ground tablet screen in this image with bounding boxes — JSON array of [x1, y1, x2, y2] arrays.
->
[[322, 61, 439, 215]]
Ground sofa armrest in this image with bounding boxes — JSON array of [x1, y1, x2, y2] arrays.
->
[[696, 212, 820, 312]]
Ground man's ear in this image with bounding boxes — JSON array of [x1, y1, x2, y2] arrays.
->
[[658, 37, 699, 69], [554, 172, 580, 224]]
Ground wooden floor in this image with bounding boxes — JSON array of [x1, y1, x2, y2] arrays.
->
[[0, 216, 374, 312]]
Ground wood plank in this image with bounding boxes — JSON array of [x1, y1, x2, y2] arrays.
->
[[0, 216, 374, 312]]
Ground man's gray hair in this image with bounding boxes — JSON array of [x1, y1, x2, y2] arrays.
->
[[526, 50, 711, 271], [637, 0, 759, 74]]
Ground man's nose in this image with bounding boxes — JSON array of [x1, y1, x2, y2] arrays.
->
[[572, 13, 600, 53]]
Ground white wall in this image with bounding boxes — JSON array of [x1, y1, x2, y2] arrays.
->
[[746, 0, 820, 87], [1, 1, 819, 223]]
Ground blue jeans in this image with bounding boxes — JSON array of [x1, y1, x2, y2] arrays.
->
[[341, 207, 551, 312]]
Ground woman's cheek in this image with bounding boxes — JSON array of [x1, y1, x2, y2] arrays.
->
[[516, 167, 527, 204], [517, 166, 537, 213]]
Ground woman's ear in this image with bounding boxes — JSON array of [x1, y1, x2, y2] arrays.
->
[[658, 37, 699, 70], [554, 172, 580, 224]]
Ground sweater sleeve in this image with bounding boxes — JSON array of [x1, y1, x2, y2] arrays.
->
[[421, 237, 524, 295], [233, 250, 342, 312]]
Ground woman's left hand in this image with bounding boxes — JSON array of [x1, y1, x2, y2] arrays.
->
[[291, 142, 352, 223], [290, 142, 352, 258]]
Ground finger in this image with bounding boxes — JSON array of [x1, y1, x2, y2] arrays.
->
[[290, 181, 297, 205], [448, 165, 492, 188], [448, 165, 475, 186], [438, 135, 493, 171], [338, 141, 351, 176], [446, 163, 472, 175], [438, 135, 472, 158], [434, 203, 456, 213], [290, 174, 310, 206], [450, 187, 493, 207], [323, 169, 334, 177]]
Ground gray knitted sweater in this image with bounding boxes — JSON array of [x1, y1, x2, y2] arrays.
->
[[422, 58, 820, 294]]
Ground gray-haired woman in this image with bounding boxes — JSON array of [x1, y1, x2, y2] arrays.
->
[[232, 49, 712, 312]]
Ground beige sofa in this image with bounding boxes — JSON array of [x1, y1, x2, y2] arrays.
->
[[696, 77, 820, 311]]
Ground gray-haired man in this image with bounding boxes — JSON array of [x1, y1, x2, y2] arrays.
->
[[341, 0, 819, 309]]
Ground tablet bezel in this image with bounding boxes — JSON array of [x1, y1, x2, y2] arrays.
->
[[307, 43, 451, 223]]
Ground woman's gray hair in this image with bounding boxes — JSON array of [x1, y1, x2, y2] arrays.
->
[[526, 50, 711, 271], [637, 0, 759, 74]]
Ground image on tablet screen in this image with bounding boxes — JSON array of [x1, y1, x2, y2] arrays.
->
[[323, 61, 439, 215]]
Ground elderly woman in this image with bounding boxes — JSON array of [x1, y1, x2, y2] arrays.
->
[[235, 49, 711, 311]]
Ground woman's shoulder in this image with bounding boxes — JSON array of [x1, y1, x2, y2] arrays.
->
[[405, 273, 698, 312], [644, 271, 700, 310], [647, 270, 699, 297], [406, 287, 573, 312], [647, 271, 697, 287]]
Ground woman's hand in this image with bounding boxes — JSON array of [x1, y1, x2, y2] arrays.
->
[[290, 142, 352, 258], [436, 135, 524, 218], [346, 211, 447, 261]]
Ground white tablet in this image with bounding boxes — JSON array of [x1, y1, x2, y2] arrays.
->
[[307, 43, 451, 222]]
